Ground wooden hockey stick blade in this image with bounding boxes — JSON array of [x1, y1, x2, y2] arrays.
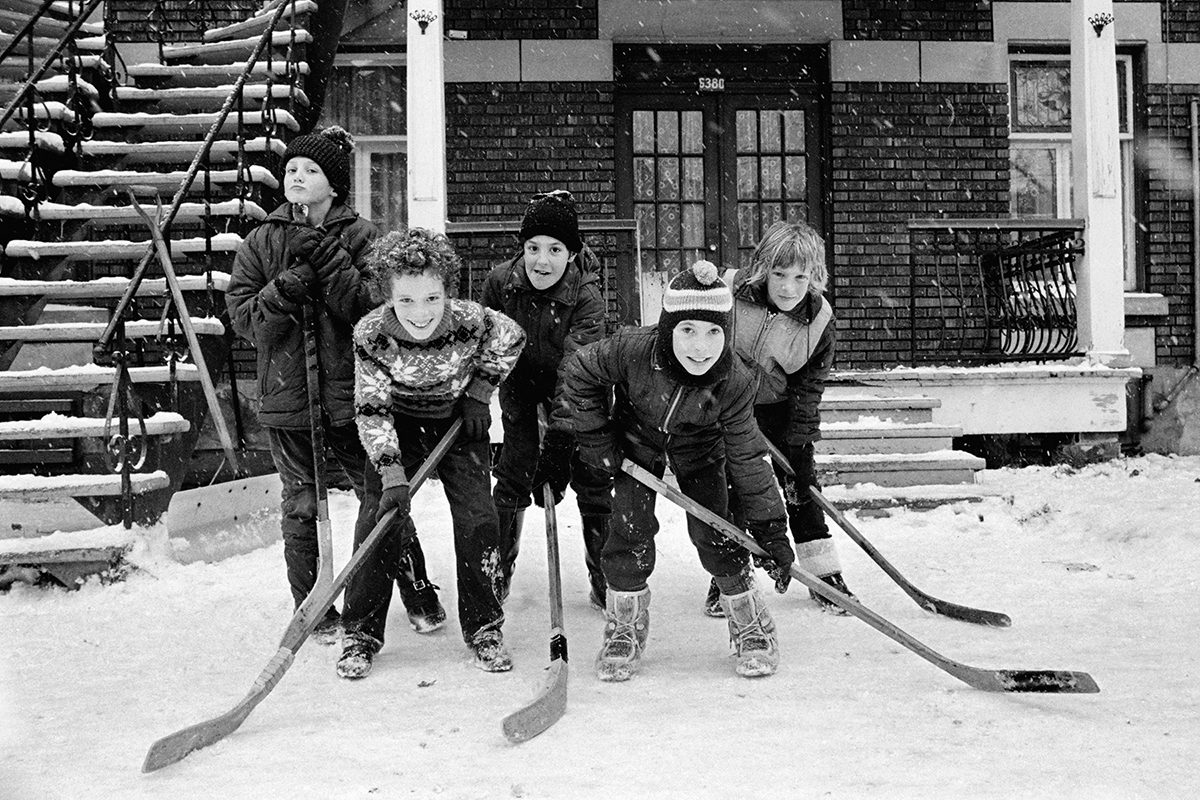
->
[[502, 481, 569, 743], [806, 485, 1011, 627], [142, 420, 463, 772], [621, 460, 1098, 695]]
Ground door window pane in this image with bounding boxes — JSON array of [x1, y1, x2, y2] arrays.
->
[[783, 110, 805, 153], [365, 150, 406, 232], [1010, 145, 1062, 218]]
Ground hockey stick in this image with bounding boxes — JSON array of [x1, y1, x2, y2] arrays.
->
[[142, 420, 463, 773], [501, 481, 569, 743], [762, 439, 1011, 627], [622, 460, 1098, 694]]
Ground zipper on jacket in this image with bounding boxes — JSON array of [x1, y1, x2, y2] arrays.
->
[[658, 385, 684, 435]]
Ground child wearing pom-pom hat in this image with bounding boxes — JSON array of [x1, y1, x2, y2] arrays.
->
[[560, 260, 793, 681], [226, 126, 443, 649]]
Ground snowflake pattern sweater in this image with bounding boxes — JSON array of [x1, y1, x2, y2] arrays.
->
[[354, 298, 525, 489]]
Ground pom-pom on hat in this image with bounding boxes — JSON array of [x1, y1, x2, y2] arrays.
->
[[657, 260, 734, 336], [518, 189, 583, 254], [281, 125, 355, 200]]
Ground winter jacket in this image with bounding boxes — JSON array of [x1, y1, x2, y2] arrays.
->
[[729, 270, 835, 446], [562, 325, 786, 529], [226, 202, 377, 429], [354, 298, 525, 489], [479, 252, 606, 427]]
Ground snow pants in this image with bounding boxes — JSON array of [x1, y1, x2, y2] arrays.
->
[[266, 425, 431, 613], [342, 414, 505, 646], [749, 401, 829, 543]]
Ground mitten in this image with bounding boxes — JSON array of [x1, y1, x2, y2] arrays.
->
[[286, 225, 323, 262], [376, 484, 411, 525], [531, 429, 574, 507], [457, 396, 491, 441], [273, 261, 317, 303], [310, 235, 346, 284], [749, 520, 794, 594], [577, 432, 620, 478]]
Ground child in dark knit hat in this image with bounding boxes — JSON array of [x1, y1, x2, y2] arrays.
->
[[480, 189, 612, 608], [341, 228, 525, 678], [226, 125, 443, 647], [560, 260, 794, 681]]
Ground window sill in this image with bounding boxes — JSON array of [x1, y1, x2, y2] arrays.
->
[[1125, 292, 1169, 318]]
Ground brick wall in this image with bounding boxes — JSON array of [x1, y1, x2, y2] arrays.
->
[[444, 0, 598, 39], [842, 0, 992, 41], [1164, 1, 1200, 42], [829, 82, 1009, 369], [106, 0, 259, 42]]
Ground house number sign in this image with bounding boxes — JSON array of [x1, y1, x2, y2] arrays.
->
[[698, 77, 725, 92]]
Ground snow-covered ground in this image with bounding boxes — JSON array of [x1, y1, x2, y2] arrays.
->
[[2, 455, 1197, 799]]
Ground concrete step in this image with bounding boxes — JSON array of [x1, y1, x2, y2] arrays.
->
[[819, 393, 940, 424], [0, 317, 224, 341], [79, 137, 286, 164], [0, 411, 189, 441], [817, 449, 986, 488], [0, 470, 169, 500], [124, 61, 310, 88], [204, 0, 318, 42], [0, 272, 231, 298], [817, 421, 961, 455], [5, 233, 243, 261], [162, 31, 310, 64]]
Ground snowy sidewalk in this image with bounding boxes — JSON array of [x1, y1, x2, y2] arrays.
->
[[2, 455, 1198, 799]]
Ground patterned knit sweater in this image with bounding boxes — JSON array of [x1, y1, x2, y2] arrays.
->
[[354, 298, 525, 488]]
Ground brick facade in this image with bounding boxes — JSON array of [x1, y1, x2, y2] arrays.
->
[[444, 0, 598, 40], [842, 0, 992, 41], [828, 82, 1009, 369], [106, 0, 258, 43]]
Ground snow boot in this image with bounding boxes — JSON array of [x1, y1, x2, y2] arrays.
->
[[595, 587, 651, 682], [702, 577, 725, 618], [719, 586, 780, 678], [470, 628, 514, 673], [809, 572, 855, 616], [580, 514, 608, 611], [336, 634, 380, 680], [406, 583, 447, 634], [310, 608, 342, 646], [496, 507, 526, 604]]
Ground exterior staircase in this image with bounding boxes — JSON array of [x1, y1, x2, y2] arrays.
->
[[0, 0, 315, 587]]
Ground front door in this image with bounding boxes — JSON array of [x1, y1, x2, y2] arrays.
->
[[616, 89, 826, 322]]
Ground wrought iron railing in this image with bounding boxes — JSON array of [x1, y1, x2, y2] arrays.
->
[[906, 218, 1085, 365]]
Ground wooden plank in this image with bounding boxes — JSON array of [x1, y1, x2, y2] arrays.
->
[[0, 399, 74, 414], [0, 545, 128, 566], [203, 0, 317, 42], [0, 364, 200, 391], [161, 30, 311, 60], [1, 199, 266, 221], [0, 272, 231, 298], [0, 317, 224, 341], [91, 110, 300, 133], [0, 470, 169, 499], [124, 62, 309, 79], [80, 139, 285, 160], [0, 411, 189, 440], [49, 167, 277, 190], [114, 84, 309, 107]]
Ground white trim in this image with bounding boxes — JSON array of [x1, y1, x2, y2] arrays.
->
[[333, 52, 406, 67]]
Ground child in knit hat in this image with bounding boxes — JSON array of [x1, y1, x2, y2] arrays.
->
[[226, 126, 443, 646], [480, 189, 612, 608], [560, 260, 794, 681], [340, 228, 525, 678]]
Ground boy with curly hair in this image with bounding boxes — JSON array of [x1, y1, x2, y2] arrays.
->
[[338, 228, 526, 678]]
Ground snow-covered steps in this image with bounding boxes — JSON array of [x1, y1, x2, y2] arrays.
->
[[819, 482, 1012, 514], [90, 109, 300, 137], [0, 6, 104, 38], [1, 101, 77, 126], [124, 61, 310, 88], [162, 31, 311, 65], [4, 233, 244, 261], [113, 83, 309, 111], [0, 411, 189, 441], [817, 421, 962, 455], [80, 137, 287, 165], [0, 470, 169, 500], [0, 272, 231, 298], [0, 364, 201, 391], [0, 198, 266, 223], [819, 394, 940, 424], [0, 317, 225, 341], [49, 167, 277, 193], [0, 130, 65, 153], [816, 449, 986, 488], [204, 0, 318, 42], [0, 76, 100, 106], [0, 159, 34, 181]]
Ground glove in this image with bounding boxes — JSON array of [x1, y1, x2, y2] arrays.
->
[[457, 396, 491, 441], [273, 261, 317, 303], [577, 433, 620, 478], [531, 429, 574, 507], [286, 225, 323, 262], [750, 523, 794, 594], [310, 235, 347, 284], [376, 484, 411, 526]]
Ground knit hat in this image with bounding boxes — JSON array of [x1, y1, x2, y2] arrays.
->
[[518, 190, 583, 254], [281, 125, 355, 200], [657, 260, 733, 336]]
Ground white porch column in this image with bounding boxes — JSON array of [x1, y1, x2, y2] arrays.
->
[[406, 0, 447, 233], [1070, 0, 1129, 366]]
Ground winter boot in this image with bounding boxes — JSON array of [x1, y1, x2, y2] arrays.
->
[[580, 514, 608, 611], [719, 586, 780, 678], [397, 547, 446, 633], [595, 588, 651, 682], [310, 608, 342, 646], [496, 507, 526, 603], [470, 628, 514, 673], [336, 633, 380, 680], [809, 572, 855, 616], [702, 577, 724, 618]]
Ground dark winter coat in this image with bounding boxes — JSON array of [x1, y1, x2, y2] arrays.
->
[[729, 271, 835, 446], [226, 202, 378, 429], [479, 253, 605, 426], [562, 325, 786, 529]]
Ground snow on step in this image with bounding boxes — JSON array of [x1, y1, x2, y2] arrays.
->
[[204, 0, 318, 42], [5, 233, 243, 260], [0, 199, 266, 222], [49, 166, 277, 191], [0, 317, 224, 341], [124, 61, 310, 81], [0, 411, 189, 441], [0, 364, 201, 391], [817, 449, 985, 469], [818, 420, 962, 455], [0, 272, 231, 297], [80, 138, 286, 162], [0, 131, 65, 152], [5, 101, 76, 123], [91, 110, 300, 133], [0, 471, 169, 500], [113, 84, 310, 106], [162, 30, 312, 60], [0, 159, 33, 180], [820, 482, 1013, 512]]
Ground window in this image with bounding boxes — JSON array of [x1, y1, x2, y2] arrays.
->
[[1009, 53, 1137, 289]]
